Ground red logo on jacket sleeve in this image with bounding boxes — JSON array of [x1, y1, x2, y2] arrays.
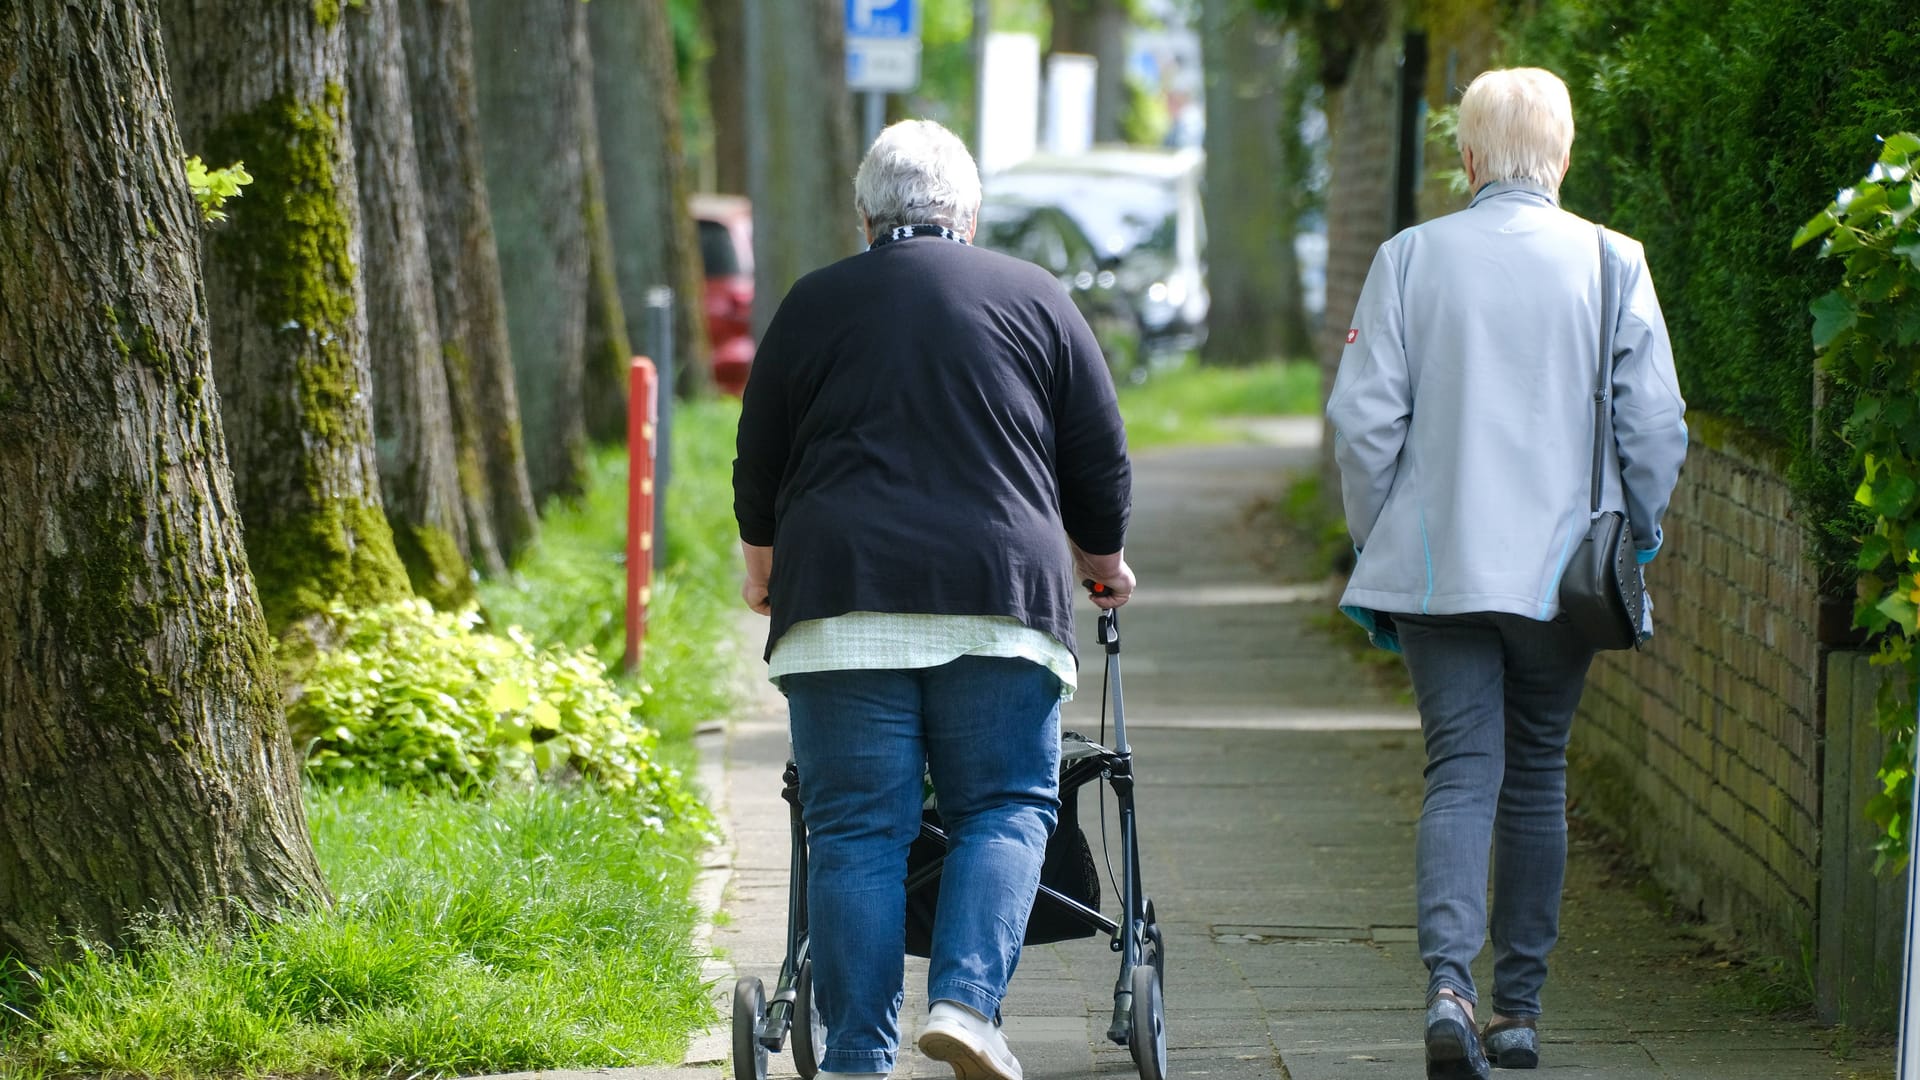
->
[[1346, 328, 1359, 344]]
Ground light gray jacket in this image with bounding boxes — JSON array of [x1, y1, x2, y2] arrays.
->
[[1327, 181, 1688, 630]]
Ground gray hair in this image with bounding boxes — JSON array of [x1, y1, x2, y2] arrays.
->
[[853, 119, 982, 237], [1456, 68, 1575, 193]]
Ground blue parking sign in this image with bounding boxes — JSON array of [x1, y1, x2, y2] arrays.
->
[[845, 0, 920, 92], [846, 0, 917, 40]]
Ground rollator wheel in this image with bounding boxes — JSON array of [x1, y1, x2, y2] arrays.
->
[[1129, 962, 1168, 1080], [732, 976, 769, 1080], [1143, 899, 1164, 988], [793, 957, 827, 1079]]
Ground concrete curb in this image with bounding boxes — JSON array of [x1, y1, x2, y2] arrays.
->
[[682, 720, 737, 1073]]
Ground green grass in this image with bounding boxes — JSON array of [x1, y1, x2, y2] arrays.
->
[[0, 783, 712, 1078], [0, 403, 748, 1077], [1117, 357, 1320, 450]]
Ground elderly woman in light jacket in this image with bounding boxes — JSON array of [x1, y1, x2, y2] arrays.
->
[[1327, 68, 1686, 1080]]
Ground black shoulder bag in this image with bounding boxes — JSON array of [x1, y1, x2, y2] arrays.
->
[[1558, 225, 1646, 651]]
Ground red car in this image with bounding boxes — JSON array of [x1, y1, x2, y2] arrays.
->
[[691, 193, 755, 396]]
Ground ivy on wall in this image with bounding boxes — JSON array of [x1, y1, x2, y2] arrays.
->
[[1797, 133, 1920, 868]]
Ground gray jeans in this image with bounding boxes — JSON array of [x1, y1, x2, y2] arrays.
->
[[1395, 612, 1594, 1018]]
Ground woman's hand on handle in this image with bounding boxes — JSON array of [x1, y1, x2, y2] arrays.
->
[[1072, 541, 1135, 609]]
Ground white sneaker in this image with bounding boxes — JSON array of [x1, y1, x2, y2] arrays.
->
[[916, 1001, 1023, 1080], [817, 1073, 889, 1078]]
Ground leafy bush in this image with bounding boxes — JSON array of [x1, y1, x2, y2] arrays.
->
[[290, 600, 696, 824], [478, 399, 746, 752], [1795, 132, 1920, 867], [1509, 0, 1920, 576]]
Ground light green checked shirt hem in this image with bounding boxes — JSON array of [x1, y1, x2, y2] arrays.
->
[[767, 612, 1078, 700]]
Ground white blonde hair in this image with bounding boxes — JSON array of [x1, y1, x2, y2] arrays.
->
[[1456, 68, 1575, 193], [853, 119, 982, 236]]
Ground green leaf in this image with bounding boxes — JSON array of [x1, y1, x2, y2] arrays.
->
[[1894, 237, 1920, 272], [1824, 225, 1867, 256], [1873, 473, 1919, 518], [1792, 207, 1839, 249], [1811, 290, 1859, 349], [1877, 592, 1920, 635], [1845, 184, 1891, 226], [486, 678, 530, 713], [1883, 132, 1920, 160], [1859, 532, 1894, 569]]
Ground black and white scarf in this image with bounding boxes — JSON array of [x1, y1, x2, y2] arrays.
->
[[867, 223, 970, 250]]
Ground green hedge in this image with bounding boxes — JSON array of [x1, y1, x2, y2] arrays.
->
[[1509, 0, 1920, 574]]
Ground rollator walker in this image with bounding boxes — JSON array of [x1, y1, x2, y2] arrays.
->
[[731, 604, 1169, 1080]]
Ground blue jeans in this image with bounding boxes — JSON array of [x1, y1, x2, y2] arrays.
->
[[1396, 612, 1593, 1019], [783, 656, 1062, 1074]]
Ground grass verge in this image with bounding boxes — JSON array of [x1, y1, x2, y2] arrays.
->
[[0, 399, 745, 1077], [2, 784, 709, 1078], [1117, 357, 1319, 450]]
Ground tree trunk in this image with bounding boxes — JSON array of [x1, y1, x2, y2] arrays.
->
[[745, 0, 861, 337], [589, 0, 713, 400], [576, 15, 635, 446], [346, 0, 477, 605], [0, 0, 330, 968], [160, 0, 412, 634], [1200, 0, 1309, 365], [1315, 1, 1404, 514], [707, 0, 749, 196], [1046, 0, 1127, 144], [470, 0, 590, 504], [398, 0, 538, 568]]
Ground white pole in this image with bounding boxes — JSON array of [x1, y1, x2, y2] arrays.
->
[[1902, 695, 1920, 1080]]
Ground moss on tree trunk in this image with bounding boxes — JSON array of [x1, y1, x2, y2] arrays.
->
[[160, 0, 414, 634]]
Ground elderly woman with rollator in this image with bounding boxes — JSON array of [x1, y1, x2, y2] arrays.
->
[[1328, 68, 1687, 1078], [733, 119, 1134, 1080]]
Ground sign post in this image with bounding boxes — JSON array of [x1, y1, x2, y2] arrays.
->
[[1903, 696, 1920, 1079], [846, 0, 921, 150]]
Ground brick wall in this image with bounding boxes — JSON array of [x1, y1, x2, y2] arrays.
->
[[1571, 423, 1823, 957]]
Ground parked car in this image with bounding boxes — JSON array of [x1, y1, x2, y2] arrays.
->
[[976, 196, 1146, 381], [690, 193, 755, 396], [984, 147, 1209, 360]]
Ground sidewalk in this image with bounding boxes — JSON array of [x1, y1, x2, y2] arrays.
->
[[704, 427, 1892, 1080]]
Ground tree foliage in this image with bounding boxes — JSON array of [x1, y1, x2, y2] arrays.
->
[[1508, 0, 1920, 576]]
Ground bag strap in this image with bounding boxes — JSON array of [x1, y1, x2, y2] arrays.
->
[[1588, 224, 1617, 515]]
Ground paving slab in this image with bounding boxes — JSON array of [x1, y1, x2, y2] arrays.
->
[[705, 438, 1893, 1080]]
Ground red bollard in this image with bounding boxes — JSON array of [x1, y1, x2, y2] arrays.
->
[[625, 356, 659, 675]]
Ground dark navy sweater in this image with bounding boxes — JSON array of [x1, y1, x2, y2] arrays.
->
[[732, 235, 1132, 662]]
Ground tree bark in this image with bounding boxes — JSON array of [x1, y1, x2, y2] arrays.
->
[[470, 0, 590, 504], [0, 0, 330, 967], [1200, 0, 1310, 365], [1046, 0, 1128, 144], [345, 0, 477, 604], [398, 0, 538, 568], [1314, 0, 1404, 514], [577, 15, 636, 446], [706, 0, 749, 196], [160, 0, 413, 634], [589, 0, 713, 399], [746, 0, 861, 337]]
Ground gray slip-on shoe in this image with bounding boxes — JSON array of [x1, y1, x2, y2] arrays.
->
[[1481, 1017, 1539, 1069], [1425, 994, 1491, 1080]]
